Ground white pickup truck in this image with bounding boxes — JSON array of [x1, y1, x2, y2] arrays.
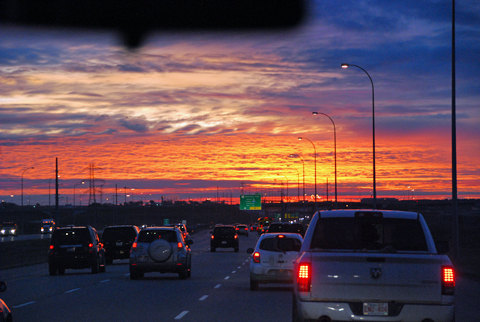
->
[[293, 210, 455, 322]]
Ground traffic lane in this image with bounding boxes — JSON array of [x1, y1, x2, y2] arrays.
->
[[0, 233, 51, 243], [455, 276, 480, 321], [5, 231, 260, 321]]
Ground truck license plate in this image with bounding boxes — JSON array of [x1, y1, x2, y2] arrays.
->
[[222, 241, 227, 244], [363, 303, 388, 316]]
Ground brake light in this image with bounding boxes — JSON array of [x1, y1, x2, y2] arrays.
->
[[278, 235, 285, 238], [297, 263, 311, 292], [253, 252, 260, 263], [177, 242, 183, 251], [442, 266, 455, 295], [88, 243, 94, 248], [131, 242, 137, 249], [234, 235, 238, 239], [49, 245, 54, 250], [211, 235, 214, 240]]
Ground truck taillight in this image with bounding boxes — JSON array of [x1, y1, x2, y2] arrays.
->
[[442, 266, 455, 295], [131, 242, 137, 250], [253, 252, 260, 263], [297, 263, 311, 292]]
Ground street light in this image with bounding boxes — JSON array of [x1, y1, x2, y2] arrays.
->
[[312, 112, 338, 208], [21, 166, 34, 234], [21, 167, 34, 208], [287, 165, 300, 204], [289, 154, 305, 205], [73, 181, 85, 206], [298, 137, 317, 210], [341, 63, 376, 209]]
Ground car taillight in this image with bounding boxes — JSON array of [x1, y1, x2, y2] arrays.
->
[[131, 242, 137, 249], [177, 242, 183, 251], [234, 235, 238, 239], [49, 245, 54, 250], [297, 263, 311, 293], [253, 252, 260, 263], [442, 266, 455, 295], [211, 235, 214, 240], [88, 243, 94, 248]]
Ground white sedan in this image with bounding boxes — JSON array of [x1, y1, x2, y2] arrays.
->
[[247, 232, 303, 291]]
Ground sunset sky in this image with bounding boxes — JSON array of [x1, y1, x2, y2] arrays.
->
[[1, 0, 479, 205]]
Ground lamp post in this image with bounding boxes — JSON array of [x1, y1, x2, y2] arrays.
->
[[73, 181, 85, 206], [21, 166, 34, 234], [341, 63, 376, 209], [298, 137, 317, 210], [287, 165, 300, 204], [312, 112, 338, 208], [21, 167, 34, 208]]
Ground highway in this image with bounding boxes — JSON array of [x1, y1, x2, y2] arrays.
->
[[1, 230, 480, 321]]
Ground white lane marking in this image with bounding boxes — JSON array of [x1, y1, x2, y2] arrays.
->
[[215, 284, 221, 288], [100, 279, 110, 283], [125, 273, 130, 276], [65, 288, 81, 293], [238, 266, 241, 269], [199, 295, 208, 301], [224, 276, 230, 280], [13, 301, 36, 308], [232, 271, 236, 274], [174, 311, 189, 319]]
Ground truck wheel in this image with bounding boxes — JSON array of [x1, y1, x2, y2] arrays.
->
[[49, 265, 57, 276], [250, 279, 258, 291], [292, 294, 302, 322]]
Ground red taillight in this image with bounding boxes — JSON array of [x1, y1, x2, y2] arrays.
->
[[234, 235, 238, 239], [177, 242, 183, 251], [88, 243, 94, 248], [49, 245, 54, 250], [131, 242, 137, 250], [253, 252, 261, 263], [442, 266, 455, 295], [297, 263, 311, 292], [211, 235, 214, 240]]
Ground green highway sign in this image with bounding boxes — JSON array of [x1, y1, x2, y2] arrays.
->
[[240, 194, 262, 210]]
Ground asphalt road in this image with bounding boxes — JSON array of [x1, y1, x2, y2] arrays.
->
[[1, 230, 479, 322]]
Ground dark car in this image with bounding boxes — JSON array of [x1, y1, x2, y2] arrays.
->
[[266, 222, 305, 237], [0, 222, 18, 237], [48, 226, 106, 275], [101, 225, 140, 264], [210, 225, 239, 252]]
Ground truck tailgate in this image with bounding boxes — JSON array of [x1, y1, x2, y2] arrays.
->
[[309, 253, 444, 304]]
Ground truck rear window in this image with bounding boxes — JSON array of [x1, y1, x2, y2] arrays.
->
[[310, 217, 428, 252]]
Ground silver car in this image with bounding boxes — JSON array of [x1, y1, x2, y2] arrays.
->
[[129, 227, 193, 280], [247, 232, 303, 290]]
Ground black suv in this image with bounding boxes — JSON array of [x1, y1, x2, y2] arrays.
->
[[48, 226, 106, 275], [101, 225, 140, 264], [210, 225, 239, 252]]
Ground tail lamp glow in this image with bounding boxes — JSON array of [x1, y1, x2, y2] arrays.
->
[[442, 266, 455, 295], [253, 252, 261, 263], [297, 263, 311, 292]]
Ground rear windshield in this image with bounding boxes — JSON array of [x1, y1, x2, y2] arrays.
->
[[52, 229, 90, 245], [102, 227, 137, 241], [213, 227, 236, 235], [310, 217, 428, 252], [138, 230, 177, 243], [260, 237, 302, 252]]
